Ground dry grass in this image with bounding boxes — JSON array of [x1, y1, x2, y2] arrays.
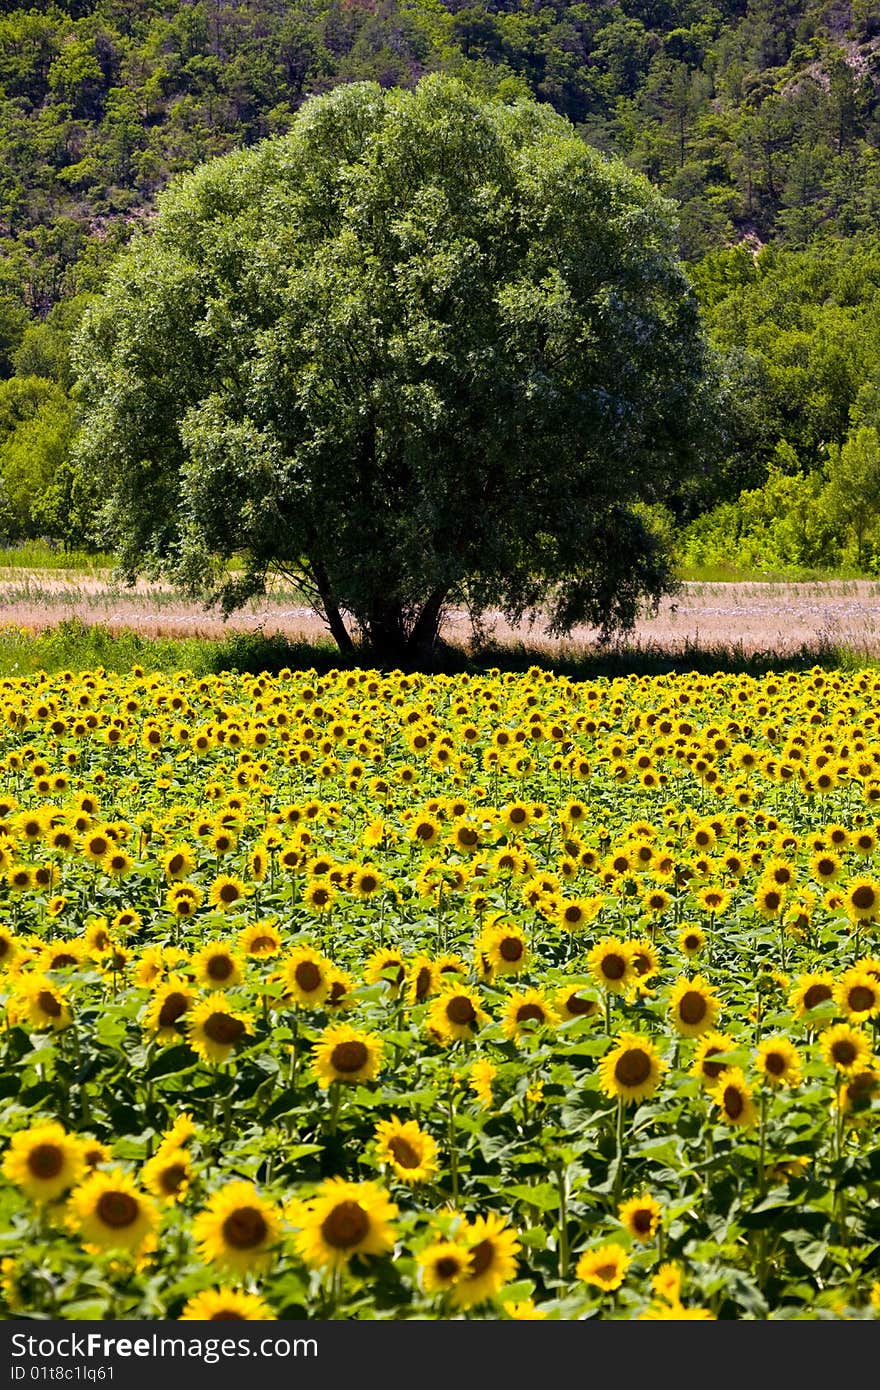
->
[[5, 572, 880, 659]]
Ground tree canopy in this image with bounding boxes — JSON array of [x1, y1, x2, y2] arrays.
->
[[73, 74, 714, 657]]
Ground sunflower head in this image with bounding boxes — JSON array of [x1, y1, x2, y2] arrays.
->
[[2, 1121, 86, 1202], [292, 1177, 397, 1271], [599, 1032, 665, 1106], [374, 1117, 439, 1185], [312, 1023, 383, 1088], [576, 1242, 630, 1292], [192, 1181, 282, 1275], [68, 1168, 159, 1253]]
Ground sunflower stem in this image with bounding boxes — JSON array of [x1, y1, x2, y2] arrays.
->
[[447, 1078, 459, 1207], [758, 1089, 768, 1198], [555, 1162, 569, 1279], [328, 1081, 341, 1138], [612, 1096, 625, 1205]]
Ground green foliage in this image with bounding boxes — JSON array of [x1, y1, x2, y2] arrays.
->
[[73, 75, 714, 657]]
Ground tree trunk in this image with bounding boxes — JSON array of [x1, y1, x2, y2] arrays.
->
[[406, 589, 448, 659], [310, 558, 355, 654]]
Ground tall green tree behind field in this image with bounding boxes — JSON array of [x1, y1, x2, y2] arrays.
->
[[73, 76, 715, 657]]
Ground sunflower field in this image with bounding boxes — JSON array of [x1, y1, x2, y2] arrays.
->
[[0, 661, 879, 1322]]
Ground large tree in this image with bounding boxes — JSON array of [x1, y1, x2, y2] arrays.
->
[[73, 74, 714, 660]]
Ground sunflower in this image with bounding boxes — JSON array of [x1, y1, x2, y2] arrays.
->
[[556, 984, 600, 1022], [587, 939, 634, 995], [10, 975, 72, 1032], [668, 975, 721, 1038], [576, 1243, 630, 1292], [188, 998, 253, 1065], [142, 1147, 191, 1204], [503, 1298, 547, 1320], [448, 1213, 521, 1309], [364, 948, 407, 996], [407, 954, 440, 1004], [2, 1121, 86, 1202], [754, 883, 786, 918], [162, 845, 197, 881], [417, 1241, 469, 1295], [292, 1178, 397, 1271], [325, 968, 357, 1012], [468, 1058, 496, 1108], [374, 1117, 439, 1184], [629, 939, 660, 982], [67, 1168, 159, 1253], [689, 1031, 736, 1087], [191, 943, 244, 991], [192, 1182, 282, 1275], [618, 1193, 662, 1242], [789, 971, 835, 1021], [238, 921, 282, 958], [350, 864, 383, 899], [144, 979, 195, 1044], [599, 1032, 665, 1105], [651, 1262, 682, 1303], [711, 1068, 757, 1127], [677, 924, 706, 958], [553, 896, 598, 933], [80, 1137, 113, 1169], [756, 1036, 802, 1088], [179, 1288, 275, 1320], [165, 883, 203, 919], [834, 968, 880, 1023], [207, 874, 249, 912], [641, 886, 672, 917], [312, 1023, 383, 1088], [409, 815, 441, 849], [810, 851, 841, 884], [821, 1023, 874, 1076], [843, 876, 880, 922], [501, 987, 558, 1040], [426, 986, 488, 1044], [482, 922, 530, 977], [838, 1067, 880, 1117], [283, 946, 332, 1007], [695, 886, 730, 916]]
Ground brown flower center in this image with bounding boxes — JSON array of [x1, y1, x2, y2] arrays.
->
[[330, 1040, 368, 1074], [27, 1143, 64, 1180], [499, 938, 524, 962], [320, 1201, 369, 1249], [207, 955, 234, 981], [250, 935, 275, 953], [723, 1085, 744, 1119], [159, 1163, 187, 1195], [563, 906, 583, 925], [96, 1191, 139, 1229], [601, 953, 626, 981], [446, 995, 476, 1025], [209, 1312, 245, 1320], [294, 961, 322, 992], [435, 1256, 461, 1281], [851, 885, 876, 910], [515, 1003, 545, 1025], [632, 1209, 653, 1234], [832, 1039, 857, 1066], [678, 990, 708, 1025], [204, 1013, 246, 1045], [222, 1207, 268, 1250], [614, 1047, 651, 1088], [388, 1136, 420, 1170], [594, 1263, 618, 1282], [803, 983, 832, 1009], [765, 1052, 786, 1076], [414, 967, 432, 1001], [158, 992, 189, 1028], [219, 882, 241, 903], [847, 985, 875, 1013], [468, 1238, 494, 1278], [37, 991, 62, 1018]]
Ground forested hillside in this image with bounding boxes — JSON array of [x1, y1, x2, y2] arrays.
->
[[1, 0, 879, 564]]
